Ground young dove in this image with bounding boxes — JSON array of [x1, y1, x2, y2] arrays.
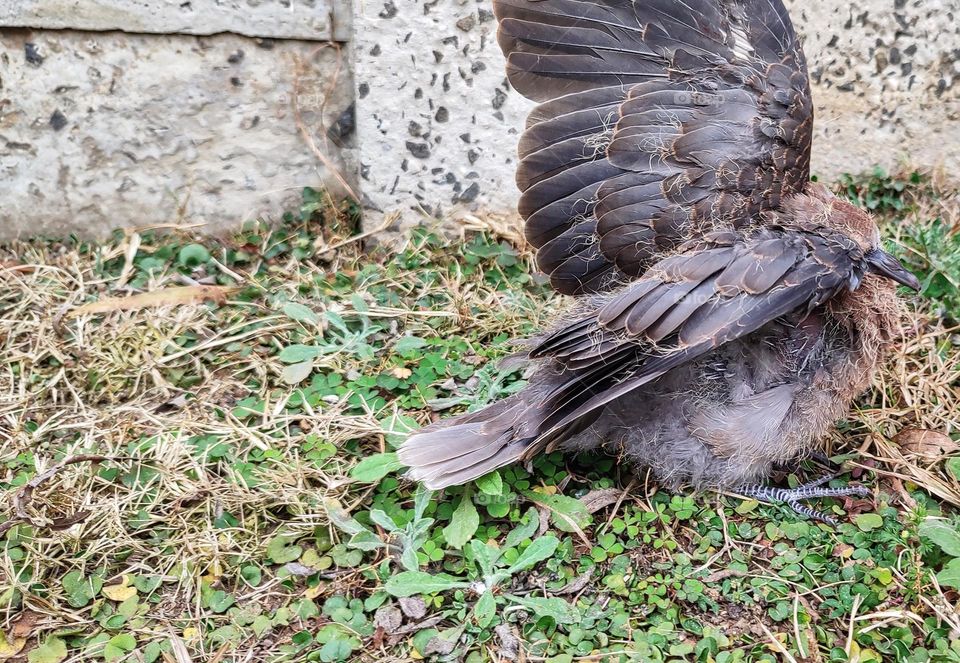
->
[[399, 0, 920, 524]]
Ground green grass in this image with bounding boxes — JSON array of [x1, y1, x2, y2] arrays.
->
[[840, 169, 960, 322], [1, 176, 959, 662]]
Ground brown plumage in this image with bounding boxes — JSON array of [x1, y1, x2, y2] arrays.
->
[[399, 0, 919, 520]]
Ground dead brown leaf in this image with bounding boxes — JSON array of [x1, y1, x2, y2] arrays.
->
[[0, 261, 34, 274], [398, 597, 426, 620], [579, 488, 623, 514], [524, 493, 591, 548], [494, 624, 522, 660], [0, 455, 117, 536], [68, 285, 239, 318], [703, 568, 750, 583], [386, 615, 445, 645], [888, 476, 920, 510], [9, 610, 42, 638], [895, 428, 959, 462], [552, 568, 594, 596]]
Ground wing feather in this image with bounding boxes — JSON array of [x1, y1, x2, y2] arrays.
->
[[494, 0, 814, 294]]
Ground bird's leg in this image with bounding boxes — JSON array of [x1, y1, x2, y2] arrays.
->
[[735, 477, 871, 527], [792, 468, 842, 490], [772, 451, 841, 477]]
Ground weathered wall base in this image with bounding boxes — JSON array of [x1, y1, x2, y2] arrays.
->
[[0, 28, 354, 238], [1, 0, 351, 41], [793, 1, 960, 178]]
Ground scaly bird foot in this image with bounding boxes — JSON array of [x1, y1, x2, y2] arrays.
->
[[735, 476, 872, 527]]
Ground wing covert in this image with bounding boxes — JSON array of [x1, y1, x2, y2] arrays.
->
[[528, 226, 867, 434]]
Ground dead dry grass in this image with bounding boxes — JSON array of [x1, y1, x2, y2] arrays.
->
[[0, 213, 562, 659]]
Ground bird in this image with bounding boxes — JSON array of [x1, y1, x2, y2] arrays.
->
[[398, 0, 920, 524]]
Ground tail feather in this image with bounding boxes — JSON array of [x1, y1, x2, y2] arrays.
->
[[398, 393, 544, 489], [399, 334, 627, 489], [398, 422, 512, 468]]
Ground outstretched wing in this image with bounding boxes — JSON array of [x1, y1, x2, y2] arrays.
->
[[494, 0, 814, 295], [529, 227, 866, 434]]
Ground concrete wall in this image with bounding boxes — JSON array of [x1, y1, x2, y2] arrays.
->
[[1, 0, 351, 40], [351, 0, 531, 228], [0, 0, 355, 239], [354, 0, 960, 235], [1, 0, 958, 240], [794, 1, 960, 180]]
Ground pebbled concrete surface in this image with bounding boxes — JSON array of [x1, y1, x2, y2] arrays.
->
[[0, 28, 355, 239], [0, 0, 352, 41], [790, 0, 960, 179], [350, 0, 532, 235]]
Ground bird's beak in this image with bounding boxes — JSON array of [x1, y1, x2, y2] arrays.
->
[[865, 249, 922, 291]]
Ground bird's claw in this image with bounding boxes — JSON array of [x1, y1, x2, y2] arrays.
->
[[735, 479, 873, 527]]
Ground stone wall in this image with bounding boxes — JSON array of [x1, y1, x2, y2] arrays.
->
[[1, 0, 958, 240]]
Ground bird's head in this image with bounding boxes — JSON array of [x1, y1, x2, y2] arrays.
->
[[829, 198, 921, 292], [791, 185, 922, 292]]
